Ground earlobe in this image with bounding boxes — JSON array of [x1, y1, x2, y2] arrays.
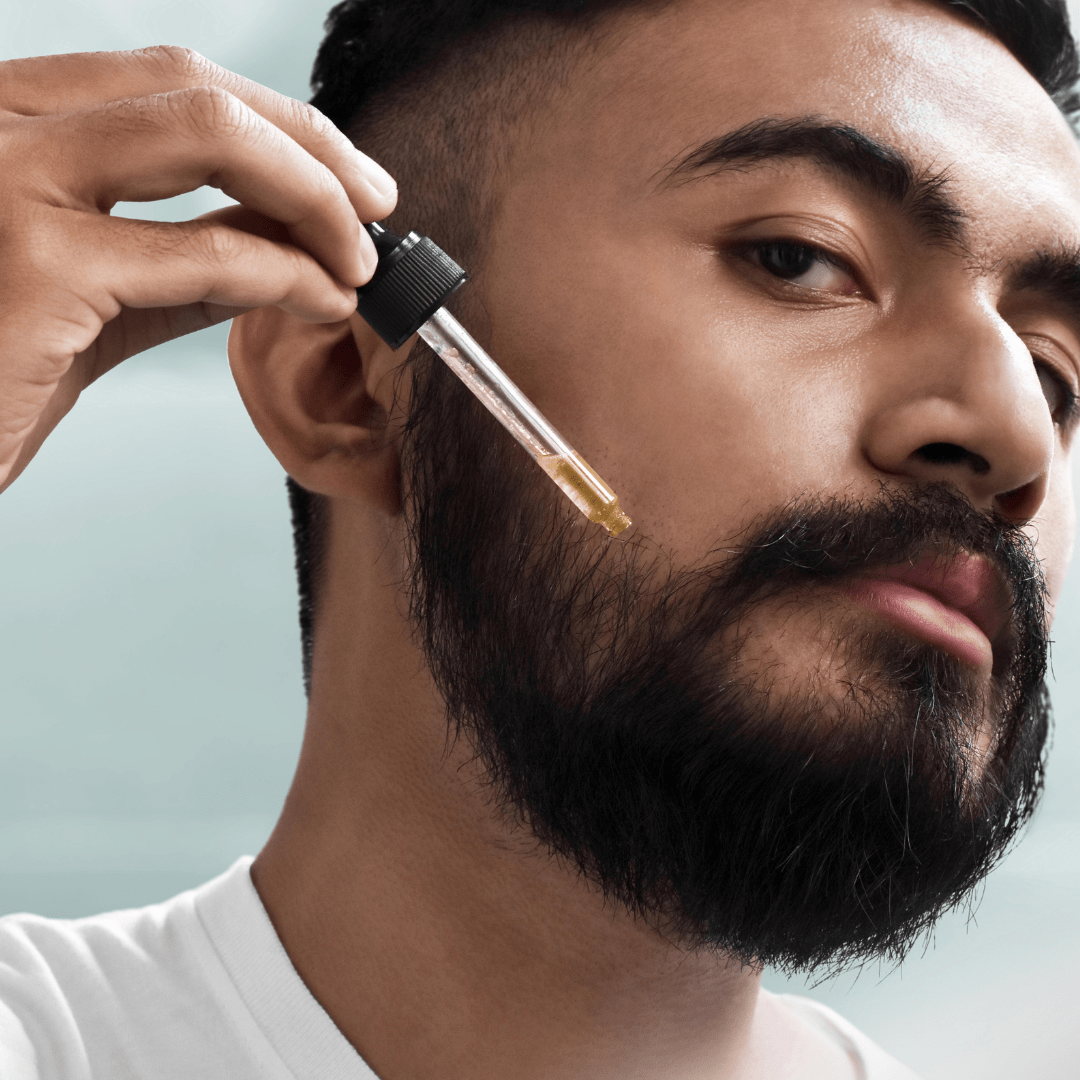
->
[[228, 307, 408, 513]]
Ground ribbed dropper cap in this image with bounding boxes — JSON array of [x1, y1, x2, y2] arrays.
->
[[355, 222, 468, 349]]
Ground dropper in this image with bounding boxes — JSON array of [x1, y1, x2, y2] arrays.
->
[[355, 222, 631, 536]]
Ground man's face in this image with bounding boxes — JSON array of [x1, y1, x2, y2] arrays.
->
[[397, 0, 1079, 969], [480, 0, 1080, 623]]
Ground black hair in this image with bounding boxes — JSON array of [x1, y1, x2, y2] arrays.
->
[[286, 477, 327, 697], [310, 0, 1080, 128], [289, 0, 1080, 693]]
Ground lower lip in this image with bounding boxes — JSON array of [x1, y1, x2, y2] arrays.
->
[[842, 579, 993, 673]]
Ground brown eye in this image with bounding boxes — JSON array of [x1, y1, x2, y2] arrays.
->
[[756, 241, 818, 279], [1028, 362, 1080, 429], [748, 241, 860, 295], [1035, 362, 1077, 427]]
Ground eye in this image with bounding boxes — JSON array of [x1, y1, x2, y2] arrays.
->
[[1035, 362, 1078, 428], [745, 240, 861, 296]]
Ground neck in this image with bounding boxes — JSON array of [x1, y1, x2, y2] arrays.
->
[[250, 502, 831, 1080]]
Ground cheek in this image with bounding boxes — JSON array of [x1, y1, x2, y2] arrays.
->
[[482, 232, 866, 560], [601, 287, 872, 560], [618, 341, 856, 553], [1030, 454, 1076, 621]]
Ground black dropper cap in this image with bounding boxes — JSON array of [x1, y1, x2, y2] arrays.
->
[[355, 222, 468, 350]]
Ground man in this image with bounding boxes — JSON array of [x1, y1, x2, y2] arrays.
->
[[0, 0, 1077, 1076]]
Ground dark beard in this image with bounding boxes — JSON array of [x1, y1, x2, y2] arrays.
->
[[399, 346, 1051, 974]]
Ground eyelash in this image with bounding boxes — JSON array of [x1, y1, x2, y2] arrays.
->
[[1034, 358, 1080, 430], [738, 239, 861, 295]]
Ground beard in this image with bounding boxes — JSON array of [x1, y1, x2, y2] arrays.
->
[[398, 344, 1051, 974]]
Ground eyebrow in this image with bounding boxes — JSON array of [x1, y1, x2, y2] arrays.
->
[[1009, 248, 1080, 329], [660, 116, 967, 249]]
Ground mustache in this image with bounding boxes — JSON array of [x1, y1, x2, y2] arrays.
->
[[671, 483, 1048, 653], [718, 483, 1040, 590]]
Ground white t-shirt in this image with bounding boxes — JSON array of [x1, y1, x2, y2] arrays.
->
[[0, 858, 920, 1079]]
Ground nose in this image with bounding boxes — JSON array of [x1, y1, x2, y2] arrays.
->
[[862, 303, 1056, 523]]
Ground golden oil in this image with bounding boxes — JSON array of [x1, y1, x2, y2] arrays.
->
[[538, 452, 631, 536]]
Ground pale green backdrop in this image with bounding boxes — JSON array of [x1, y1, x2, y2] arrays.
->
[[1, 3, 1078, 1078]]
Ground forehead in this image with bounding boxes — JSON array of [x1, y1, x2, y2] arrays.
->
[[527, 0, 1080, 244]]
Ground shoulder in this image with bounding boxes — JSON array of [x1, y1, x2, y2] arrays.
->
[[0, 872, 211, 1013], [0, 858, 281, 1080], [773, 993, 923, 1080]]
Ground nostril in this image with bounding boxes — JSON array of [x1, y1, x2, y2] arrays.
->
[[915, 442, 991, 475], [996, 484, 1035, 522]]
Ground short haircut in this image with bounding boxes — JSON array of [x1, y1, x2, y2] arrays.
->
[[288, 0, 1080, 693]]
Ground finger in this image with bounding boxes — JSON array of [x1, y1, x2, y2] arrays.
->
[[74, 211, 360, 325], [35, 87, 375, 286], [87, 205, 291, 372], [88, 301, 249, 381], [197, 203, 291, 241], [0, 48, 397, 218]]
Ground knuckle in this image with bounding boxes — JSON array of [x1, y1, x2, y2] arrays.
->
[[88, 84, 248, 148], [288, 99, 336, 144], [135, 45, 218, 85], [188, 222, 241, 268], [170, 84, 249, 140], [290, 100, 360, 166]]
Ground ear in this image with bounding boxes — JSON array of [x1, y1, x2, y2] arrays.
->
[[228, 307, 409, 514]]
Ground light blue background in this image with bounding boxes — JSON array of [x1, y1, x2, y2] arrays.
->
[[1, 3, 1078, 1078]]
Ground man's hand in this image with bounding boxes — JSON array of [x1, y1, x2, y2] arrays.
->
[[0, 46, 396, 492]]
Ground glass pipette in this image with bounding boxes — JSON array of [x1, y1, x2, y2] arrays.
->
[[355, 223, 631, 536]]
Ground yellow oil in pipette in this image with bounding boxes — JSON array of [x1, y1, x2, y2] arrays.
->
[[417, 308, 631, 536]]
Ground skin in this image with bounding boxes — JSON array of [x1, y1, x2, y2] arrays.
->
[[3, 1, 1079, 1078]]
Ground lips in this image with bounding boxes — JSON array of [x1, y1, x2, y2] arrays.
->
[[841, 553, 1010, 674]]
